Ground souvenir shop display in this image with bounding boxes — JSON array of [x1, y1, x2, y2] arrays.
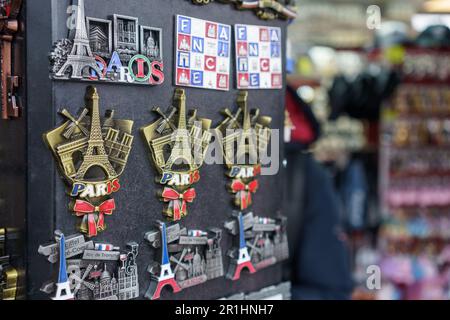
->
[[49, 0, 164, 86], [224, 212, 288, 280], [379, 49, 450, 299], [216, 91, 272, 210], [0, 229, 18, 300], [38, 231, 139, 300], [175, 15, 231, 91], [188, 0, 298, 21], [235, 24, 283, 89], [141, 89, 212, 221], [43, 86, 134, 237], [0, 0, 22, 119], [144, 222, 224, 300]]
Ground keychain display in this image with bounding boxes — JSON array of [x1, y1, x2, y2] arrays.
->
[[188, 0, 297, 21], [38, 230, 139, 300], [141, 89, 212, 221], [379, 49, 450, 300], [144, 222, 224, 300], [224, 212, 288, 280], [175, 15, 231, 91], [50, 0, 164, 86], [216, 91, 271, 210], [235, 24, 283, 89], [43, 86, 134, 237]]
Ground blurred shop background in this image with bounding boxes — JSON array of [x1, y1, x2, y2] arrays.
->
[[285, 0, 450, 300]]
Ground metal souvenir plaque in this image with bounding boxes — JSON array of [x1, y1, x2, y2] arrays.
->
[[39, 230, 139, 300], [49, 0, 164, 86], [43, 86, 134, 237], [224, 212, 289, 280], [141, 89, 212, 221], [216, 91, 272, 211], [188, 0, 298, 20], [144, 222, 224, 300]]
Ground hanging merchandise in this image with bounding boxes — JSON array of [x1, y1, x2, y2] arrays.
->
[[235, 24, 283, 89], [0, 0, 22, 119], [378, 48, 450, 300], [144, 222, 224, 300], [141, 89, 212, 221], [216, 91, 272, 210], [224, 212, 289, 280], [49, 0, 164, 86], [38, 230, 139, 300], [43, 86, 134, 237], [188, 1, 298, 21], [175, 15, 231, 90]]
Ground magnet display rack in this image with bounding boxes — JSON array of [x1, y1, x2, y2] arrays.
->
[[379, 48, 450, 300], [22, 0, 286, 300]]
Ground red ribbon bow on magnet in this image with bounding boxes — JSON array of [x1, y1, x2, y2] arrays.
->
[[162, 187, 196, 221], [231, 179, 259, 210], [73, 199, 116, 237]]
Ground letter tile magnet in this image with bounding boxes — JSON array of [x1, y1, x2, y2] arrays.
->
[[38, 230, 139, 300], [224, 212, 289, 280], [43, 86, 134, 237], [144, 222, 224, 300], [50, 0, 164, 85], [141, 89, 212, 221], [216, 91, 272, 211]]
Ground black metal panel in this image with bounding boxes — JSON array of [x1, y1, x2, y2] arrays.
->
[[26, 0, 286, 300]]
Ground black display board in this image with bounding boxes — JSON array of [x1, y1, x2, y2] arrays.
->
[[26, 0, 286, 300]]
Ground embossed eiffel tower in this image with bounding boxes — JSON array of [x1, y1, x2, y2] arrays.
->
[[55, 0, 104, 79], [165, 89, 193, 169], [75, 86, 117, 180]]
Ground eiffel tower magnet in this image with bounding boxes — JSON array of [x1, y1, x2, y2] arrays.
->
[[141, 89, 212, 221], [43, 86, 134, 237], [49, 0, 164, 86], [216, 91, 272, 211]]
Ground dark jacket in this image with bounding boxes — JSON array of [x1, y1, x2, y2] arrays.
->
[[284, 148, 354, 300]]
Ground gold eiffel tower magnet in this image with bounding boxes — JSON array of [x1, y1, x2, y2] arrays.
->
[[141, 89, 212, 221], [43, 86, 134, 237]]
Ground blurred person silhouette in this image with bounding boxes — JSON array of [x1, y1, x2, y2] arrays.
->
[[284, 84, 354, 300]]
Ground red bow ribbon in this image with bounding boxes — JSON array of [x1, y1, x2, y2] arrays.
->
[[73, 199, 116, 237], [162, 187, 196, 221], [231, 179, 259, 210]]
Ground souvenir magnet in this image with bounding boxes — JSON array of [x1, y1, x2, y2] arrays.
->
[[39, 231, 139, 300], [224, 212, 256, 280], [235, 24, 283, 90], [216, 91, 272, 210], [144, 222, 224, 300], [50, 0, 164, 86], [141, 89, 212, 221], [175, 15, 231, 91], [43, 86, 134, 237], [224, 212, 289, 279]]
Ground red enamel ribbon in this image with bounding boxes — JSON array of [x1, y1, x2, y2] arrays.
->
[[162, 187, 196, 221], [73, 199, 116, 237], [231, 179, 259, 210]]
